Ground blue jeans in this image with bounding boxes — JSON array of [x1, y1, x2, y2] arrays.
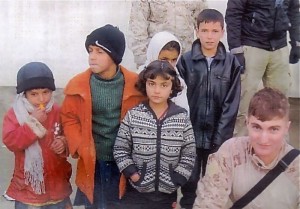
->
[[74, 160, 120, 209], [15, 198, 70, 209]]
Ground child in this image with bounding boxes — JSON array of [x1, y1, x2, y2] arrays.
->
[[193, 87, 299, 208], [60, 24, 145, 209], [2, 62, 72, 209], [113, 60, 196, 209], [176, 9, 242, 209], [139, 31, 189, 113]]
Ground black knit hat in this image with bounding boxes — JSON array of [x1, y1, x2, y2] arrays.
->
[[85, 24, 126, 64], [16, 62, 56, 94]]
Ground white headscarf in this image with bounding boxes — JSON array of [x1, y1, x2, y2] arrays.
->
[[139, 31, 190, 113], [12, 92, 54, 194]]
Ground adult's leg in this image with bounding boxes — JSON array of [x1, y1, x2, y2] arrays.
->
[[234, 46, 269, 136], [263, 46, 290, 95]]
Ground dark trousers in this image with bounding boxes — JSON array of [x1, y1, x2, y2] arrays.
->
[[120, 183, 177, 209], [74, 160, 120, 209], [180, 148, 211, 209], [15, 198, 71, 209]]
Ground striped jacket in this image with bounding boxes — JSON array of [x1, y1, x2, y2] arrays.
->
[[113, 101, 196, 194]]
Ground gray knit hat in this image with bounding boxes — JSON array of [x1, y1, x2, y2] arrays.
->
[[16, 62, 56, 94], [85, 24, 126, 64]]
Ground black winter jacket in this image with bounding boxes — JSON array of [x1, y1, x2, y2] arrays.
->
[[177, 40, 241, 150], [225, 0, 300, 51]]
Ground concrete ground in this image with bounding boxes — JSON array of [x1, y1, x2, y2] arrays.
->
[[0, 87, 299, 208]]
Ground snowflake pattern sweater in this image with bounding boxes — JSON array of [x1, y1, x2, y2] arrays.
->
[[113, 101, 196, 194]]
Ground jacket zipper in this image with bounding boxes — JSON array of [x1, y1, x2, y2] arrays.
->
[[203, 61, 212, 147], [155, 119, 162, 191]]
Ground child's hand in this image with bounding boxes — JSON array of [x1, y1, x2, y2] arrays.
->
[[51, 136, 66, 155], [130, 172, 140, 183], [31, 108, 47, 123]]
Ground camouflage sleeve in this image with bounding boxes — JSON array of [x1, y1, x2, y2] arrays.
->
[[128, 0, 150, 68], [193, 145, 233, 208], [186, 1, 207, 29]]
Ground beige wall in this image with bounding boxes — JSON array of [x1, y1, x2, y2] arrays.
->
[[0, 0, 135, 88], [0, 0, 298, 96]]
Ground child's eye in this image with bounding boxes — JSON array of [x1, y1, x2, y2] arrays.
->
[[147, 82, 155, 86]]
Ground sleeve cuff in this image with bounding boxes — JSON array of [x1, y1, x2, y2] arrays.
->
[[25, 115, 47, 138], [173, 172, 187, 186], [230, 46, 244, 54], [122, 164, 138, 178]]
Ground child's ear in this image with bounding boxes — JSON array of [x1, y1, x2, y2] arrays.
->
[[221, 28, 225, 37]]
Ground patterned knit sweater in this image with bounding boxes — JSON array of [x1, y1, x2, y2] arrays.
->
[[113, 101, 196, 194]]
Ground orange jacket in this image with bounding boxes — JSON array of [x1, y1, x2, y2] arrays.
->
[[60, 67, 145, 204]]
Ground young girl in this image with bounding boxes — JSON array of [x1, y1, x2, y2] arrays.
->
[[113, 60, 196, 209], [2, 62, 72, 209], [139, 31, 189, 113]]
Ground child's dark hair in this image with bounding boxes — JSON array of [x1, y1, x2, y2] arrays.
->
[[161, 41, 181, 54], [196, 9, 224, 29], [248, 87, 290, 121], [135, 60, 183, 98]]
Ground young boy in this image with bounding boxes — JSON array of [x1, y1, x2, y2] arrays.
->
[[60, 24, 145, 209], [193, 87, 299, 208], [139, 31, 189, 113], [2, 62, 72, 209], [113, 60, 196, 209], [176, 9, 242, 209]]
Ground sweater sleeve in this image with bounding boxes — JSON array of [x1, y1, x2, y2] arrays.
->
[[128, 0, 150, 68], [113, 111, 137, 177], [193, 142, 233, 208], [173, 117, 196, 182]]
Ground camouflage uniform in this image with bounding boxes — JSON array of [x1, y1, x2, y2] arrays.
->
[[128, 0, 206, 68], [193, 137, 299, 209]]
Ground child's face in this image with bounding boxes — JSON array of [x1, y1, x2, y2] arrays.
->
[[247, 115, 290, 164], [25, 88, 53, 109], [158, 49, 179, 68], [196, 21, 224, 56], [146, 75, 173, 107], [88, 45, 116, 79]]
